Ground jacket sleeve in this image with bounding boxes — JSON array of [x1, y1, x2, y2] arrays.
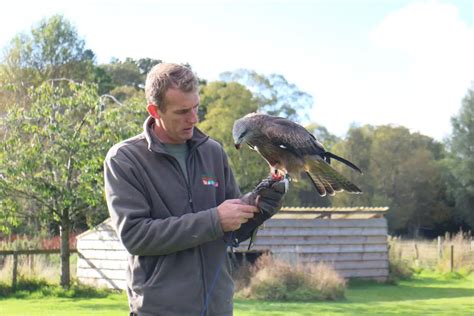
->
[[104, 153, 224, 257]]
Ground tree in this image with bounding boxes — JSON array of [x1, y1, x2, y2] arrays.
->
[[0, 15, 95, 112], [96, 57, 162, 101], [100, 57, 144, 89], [331, 125, 375, 207], [219, 69, 313, 121], [0, 81, 145, 288], [446, 88, 474, 229], [98, 57, 162, 89], [136, 57, 163, 76], [331, 125, 451, 236]]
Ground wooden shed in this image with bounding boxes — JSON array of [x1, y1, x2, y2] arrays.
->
[[235, 207, 389, 280], [76, 207, 389, 289], [76, 219, 128, 290]]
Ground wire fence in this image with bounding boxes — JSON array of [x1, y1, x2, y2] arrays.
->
[[0, 249, 78, 288], [389, 232, 474, 272]]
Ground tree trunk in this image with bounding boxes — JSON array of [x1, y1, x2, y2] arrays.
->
[[60, 209, 70, 289]]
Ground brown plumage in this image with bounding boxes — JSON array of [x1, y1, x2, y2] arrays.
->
[[232, 113, 362, 197]]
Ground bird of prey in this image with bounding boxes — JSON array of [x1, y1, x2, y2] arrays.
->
[[233, 113, 362, 196]]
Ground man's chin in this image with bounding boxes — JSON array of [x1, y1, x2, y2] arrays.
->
[[182, 129, 194, 139]]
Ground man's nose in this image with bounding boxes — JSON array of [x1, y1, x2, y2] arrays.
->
[[189, 108, 198, 124]]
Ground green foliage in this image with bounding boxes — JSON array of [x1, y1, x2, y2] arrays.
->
[[1, 82, 102, 232], [0, 81, 144, 287], [0, 81, 145, 233], [100, 57, 144, 89], [0, 236, 42, 251], [331, 125, 452, 236], [446, 89, 474, 229], [97, 57, 161, 90], [0, 15, 95, 113], [108, 85, 145, 102], [0, 277, 111, 298], [442, 270, 471, 280], [387, 237, 414, 283]]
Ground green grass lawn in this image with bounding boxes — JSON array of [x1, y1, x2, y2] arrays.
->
[[1, 271, 473, 316]]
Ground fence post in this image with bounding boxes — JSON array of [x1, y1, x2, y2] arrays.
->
[[437, 236, 442, 261], [30, 254, 34, 273], [414, 243, 419, 267], [12, 252, 18, 289], [450, 245, 454, 272]]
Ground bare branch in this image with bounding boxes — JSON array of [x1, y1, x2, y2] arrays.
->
[[100, 94, 123, 107]]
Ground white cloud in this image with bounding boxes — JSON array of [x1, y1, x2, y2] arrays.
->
[[370, 1, 473, 58], [366, 0, 474, 140], [307, 1, 473, 141]]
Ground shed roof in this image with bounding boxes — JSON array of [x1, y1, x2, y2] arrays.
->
[[275, 206, 389, 219], [76, 206, 389, 239], [76, 218, 114, 239]]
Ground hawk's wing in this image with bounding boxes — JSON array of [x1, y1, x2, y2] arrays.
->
[[261, 116, 325, 158]]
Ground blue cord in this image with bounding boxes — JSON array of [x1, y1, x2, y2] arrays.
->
[[200, 232, 235, 316]]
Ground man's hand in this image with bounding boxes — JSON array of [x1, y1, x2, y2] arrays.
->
[[232, 177, 288, 249], [217, 199, 259, 232]]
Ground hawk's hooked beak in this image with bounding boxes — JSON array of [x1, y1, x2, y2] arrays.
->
[[234, 143, 241, 150]]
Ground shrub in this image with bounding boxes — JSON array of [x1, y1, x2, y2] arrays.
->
[[237, 254, 346, 301], [387, 237, 414, 282]]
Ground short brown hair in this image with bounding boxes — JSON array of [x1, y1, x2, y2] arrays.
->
[[145, 63, 199, 111]]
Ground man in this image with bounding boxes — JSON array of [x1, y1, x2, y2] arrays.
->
[[104, 63, 286, 316]]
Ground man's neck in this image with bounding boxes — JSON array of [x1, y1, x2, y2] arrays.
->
[[152, 120, 185, 144]]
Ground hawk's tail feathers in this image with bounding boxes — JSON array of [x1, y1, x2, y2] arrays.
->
[[325, 151, 363, 174], [305, 158, 362, 196], [305, 172, 327, 197]]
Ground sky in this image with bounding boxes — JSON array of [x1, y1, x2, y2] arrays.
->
[[1, 0, 473, 141]]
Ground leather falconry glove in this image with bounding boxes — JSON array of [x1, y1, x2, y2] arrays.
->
[[233, 177, 288, 248]]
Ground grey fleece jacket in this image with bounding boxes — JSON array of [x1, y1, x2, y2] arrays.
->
[[104, 117, 241, 316]]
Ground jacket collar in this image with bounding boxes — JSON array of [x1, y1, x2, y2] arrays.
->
[[143, 116, 209, 153]]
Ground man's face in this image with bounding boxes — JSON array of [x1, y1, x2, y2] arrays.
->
[[154, 88, 200, 144]]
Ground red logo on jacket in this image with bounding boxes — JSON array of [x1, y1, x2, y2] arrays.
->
[[202, 175, 219, 187]]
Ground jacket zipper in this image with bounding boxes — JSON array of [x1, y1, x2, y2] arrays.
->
[[164, 140, 209, 312], [186, 143, 210, 314]]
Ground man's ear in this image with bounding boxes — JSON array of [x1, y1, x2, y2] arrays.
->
[[147, 104, 160, 119]]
